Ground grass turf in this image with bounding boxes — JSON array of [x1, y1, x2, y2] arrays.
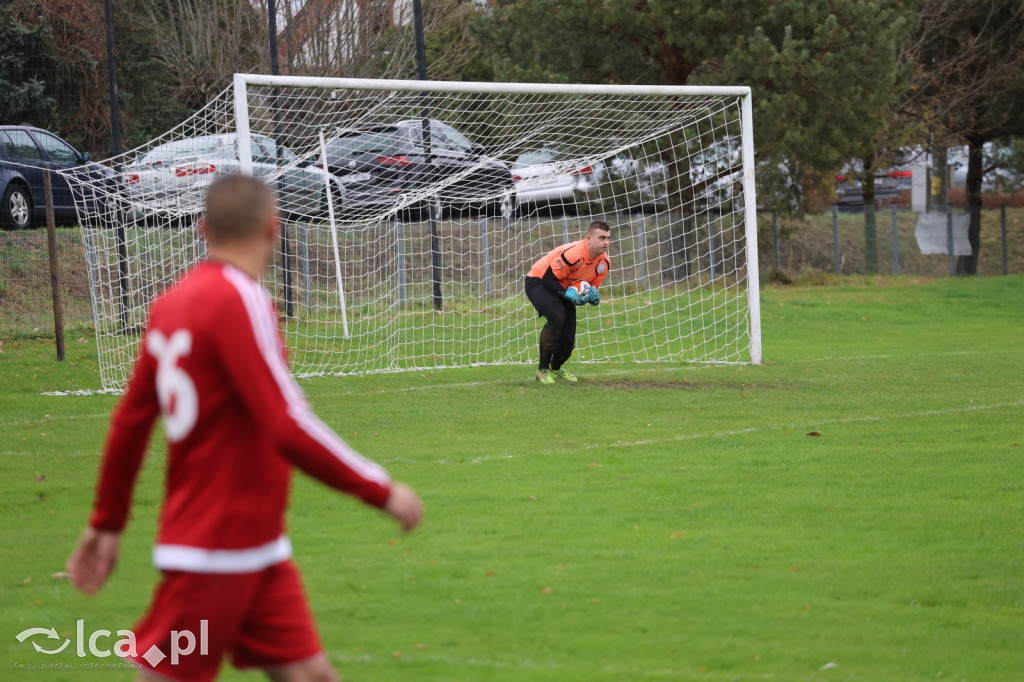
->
[[1, 275, 1022, 681]]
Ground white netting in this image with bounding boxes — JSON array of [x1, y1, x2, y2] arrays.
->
[[64, 76, 760, 391]]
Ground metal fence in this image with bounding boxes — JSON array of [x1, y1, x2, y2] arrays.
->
[[2, 205, 1021, 342], [760, 204, 1022, 279], [0, 228, 93, 340]]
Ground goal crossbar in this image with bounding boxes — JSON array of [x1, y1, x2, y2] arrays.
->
[[234, 73, 752, 98]]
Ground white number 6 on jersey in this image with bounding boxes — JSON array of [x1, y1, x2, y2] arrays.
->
[[148, 330, 198, 443]]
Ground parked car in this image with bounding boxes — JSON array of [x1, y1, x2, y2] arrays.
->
[[320, 120, 515, 219], [511, 147, 600, 214], [121, 133, 346, 223], [0, 125, 113, 229], [596, 138, 745, 214], [834, 167, 912, 209]]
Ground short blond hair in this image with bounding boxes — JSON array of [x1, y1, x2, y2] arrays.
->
[[203, 174, 276, 243]]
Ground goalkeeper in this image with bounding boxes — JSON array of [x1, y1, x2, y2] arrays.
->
[[524, 221, 611, 384]]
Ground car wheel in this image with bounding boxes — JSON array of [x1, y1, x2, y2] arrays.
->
[[2, 184, 33, 230]]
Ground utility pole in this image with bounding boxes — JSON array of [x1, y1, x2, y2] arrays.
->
[[267, 0, 293, 317], [413, 0, 442, 310], [103, 0, 121, 155], [104, 0, 131, 333]]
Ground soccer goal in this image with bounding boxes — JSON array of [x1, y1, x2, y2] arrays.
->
[[68, 75, 762, 391]]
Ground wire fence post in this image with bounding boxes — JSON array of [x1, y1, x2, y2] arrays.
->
[[81, 224, 99, 324], [832, 204, 841, 275], [481, 217, 491, 297], [396, 217, 406, 303], [891, 203, 900, 275], [281, 220, 293, 318], [946, 205, 955, 276], [636, 213, 648, 288], [300, 221, 311, 311], [429, 203, 442, 310], [708, 212, 718, 283], [1001, 204, 1008, 276], [115, 223, 130, 331], [43, 171, 65, 361]]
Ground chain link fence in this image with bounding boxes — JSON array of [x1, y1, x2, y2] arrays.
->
[[0, 228, 94, 339]]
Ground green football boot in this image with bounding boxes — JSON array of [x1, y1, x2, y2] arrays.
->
[[551, 367, 578, 382], [535, 369, 556, 385]]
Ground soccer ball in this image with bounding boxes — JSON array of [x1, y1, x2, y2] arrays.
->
[[569, 280, 591, 298]]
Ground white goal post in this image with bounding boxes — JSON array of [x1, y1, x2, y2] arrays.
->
[[69, 75, 762, 390]]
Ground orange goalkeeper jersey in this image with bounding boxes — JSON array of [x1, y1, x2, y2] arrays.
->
[[527, 239, 610, 289]]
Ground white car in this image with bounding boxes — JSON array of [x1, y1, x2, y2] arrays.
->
[[120, 133, 346, 224], [512, 147, 600, 212]]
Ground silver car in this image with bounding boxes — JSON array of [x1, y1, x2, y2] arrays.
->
[[512, 147, 600, 213], [120, 133, 346, 223]]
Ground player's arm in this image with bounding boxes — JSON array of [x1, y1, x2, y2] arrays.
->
[[541, 267, 574, 298], [69, 340, 160, 594], [216, 282, 422, 530], [544, 247, 584, 302]]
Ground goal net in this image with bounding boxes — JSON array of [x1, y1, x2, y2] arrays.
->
[[67, 75, 762, 391]]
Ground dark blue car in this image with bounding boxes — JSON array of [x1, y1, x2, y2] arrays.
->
[[0, 125, 112, 229]]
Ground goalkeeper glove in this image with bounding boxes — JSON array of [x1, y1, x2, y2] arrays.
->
[[563, 286, 584, 305], [585, 286, 600, 305]]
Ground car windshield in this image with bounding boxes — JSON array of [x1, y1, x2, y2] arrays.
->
[[327, 129, 406, 157], [514, 148, 560, 168], [139, 138, 226, 165]]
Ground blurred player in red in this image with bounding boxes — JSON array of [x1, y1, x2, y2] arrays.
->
[[524, 221, 611, 384], [66, 175, 423, 682]]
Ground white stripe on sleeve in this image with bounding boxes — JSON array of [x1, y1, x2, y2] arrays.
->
[[223, 266, 390, 486]]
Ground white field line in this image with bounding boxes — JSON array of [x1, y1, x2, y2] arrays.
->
[[380, 399, 1024, 466], [10, 399, 1015, 460], [38, 388, 122, 396], [34, 365, 682, 397], [325, 364, 701, 395], [36, 346, 1018, 397], [328, 650, 781, 679], [0, 412, 111, 428], [1, 448, 101, 457], [782, 349, 1004, 364]]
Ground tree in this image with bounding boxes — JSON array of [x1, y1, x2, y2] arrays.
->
[[276, 0, 483, 81], [474, 0, 917, 218], [724, 2, 916, 271], [909, 0, 1024, 274], [2, 0, 193, 157], [147, 0, 266, 112], [0, 3, 57, 125]]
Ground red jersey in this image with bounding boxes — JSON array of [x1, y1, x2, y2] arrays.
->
[[89, 261, 391, 574], [527, 238, 610, 288]]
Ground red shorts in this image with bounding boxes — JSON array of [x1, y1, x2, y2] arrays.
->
[[128, 560, 322, 682]]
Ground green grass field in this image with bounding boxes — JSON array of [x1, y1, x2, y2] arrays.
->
[[2, 276, 1022, 681]]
